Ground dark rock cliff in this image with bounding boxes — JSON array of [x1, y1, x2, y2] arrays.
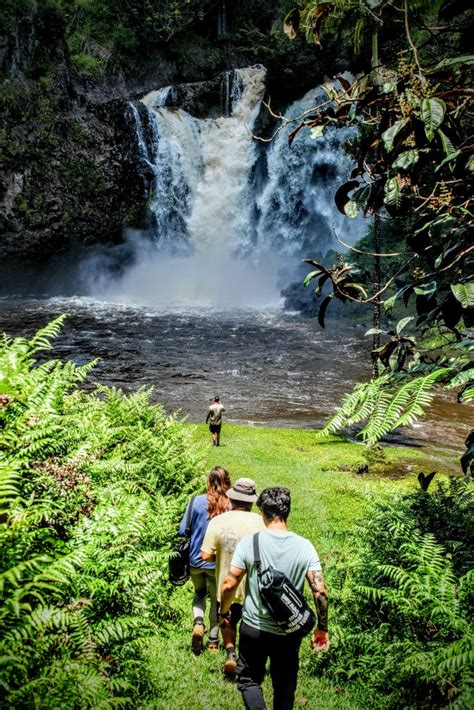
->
[[0, 2, 351, 265]]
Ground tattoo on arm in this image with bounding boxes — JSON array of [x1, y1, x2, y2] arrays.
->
[[307, 570, 329, 632]]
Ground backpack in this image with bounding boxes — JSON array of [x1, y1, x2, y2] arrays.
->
[[168, 497, 195, 586], [253, 532, 315, 637]]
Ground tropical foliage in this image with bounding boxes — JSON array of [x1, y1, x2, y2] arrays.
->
[[0, 316, 203, 708], [316, 328, 473, 445], [281, 0, 473, 444], [318, 477, 474, 708]]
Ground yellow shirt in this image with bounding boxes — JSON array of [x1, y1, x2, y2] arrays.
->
[[201, 510, 265, 604]]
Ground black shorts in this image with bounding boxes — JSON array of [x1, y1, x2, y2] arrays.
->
[[209, 423, 222, 434], [217, 601, 243, 630]]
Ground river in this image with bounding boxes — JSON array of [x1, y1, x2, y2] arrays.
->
[[0, 297, 468, 458]]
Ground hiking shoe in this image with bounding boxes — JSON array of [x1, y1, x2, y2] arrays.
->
[[223, 651, 237, 677], [191, 620, 205, 655], [208, 639, 219, 652]]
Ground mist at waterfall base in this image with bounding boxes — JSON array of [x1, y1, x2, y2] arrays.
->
[[85, 232, 283, 308]]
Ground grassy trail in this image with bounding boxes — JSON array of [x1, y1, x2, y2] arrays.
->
[[144, 424, 443, 709]]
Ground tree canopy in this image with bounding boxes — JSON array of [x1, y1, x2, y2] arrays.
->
[[281, 0, 473, 452]]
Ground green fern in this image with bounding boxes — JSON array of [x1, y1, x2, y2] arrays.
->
[[0, 317, 204, 707], [316, 368, 453, 444]]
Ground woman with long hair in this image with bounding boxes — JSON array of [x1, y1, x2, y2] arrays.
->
[[179, 466, 231, 653]]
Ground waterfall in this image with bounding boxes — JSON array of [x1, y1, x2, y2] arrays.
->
[[109, 67, 364, 307], [131, 65, 266, 256]]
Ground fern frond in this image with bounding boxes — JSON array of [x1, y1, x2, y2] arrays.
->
[[28, 315, 69, 355], [360, 368, 452, 445]]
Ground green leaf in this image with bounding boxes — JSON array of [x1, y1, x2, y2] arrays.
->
[[310, 125, 325, 140], [382, 81, 397, 94], [421, 97, 446, 141], [303, 269, 322, 287], [467, 156, 474, 172], [321, 82, 339, 102], [434, 54, 474, 71], [382, 118, 409, 152], [345, 282, 368, 297], [365, 328, 386, 337], [384, 177, 401, 206], [392, 150, 419, 170], [435, 149, 461, 173], [384, 295, 396, 312], [396, 316, 414, 335], [344, 200, 359, 218], [438, 129, 455, 157], [435, 244, 460, 269], [451, 282, 474, 309], [414, 281, 437, 297], [351, 185, 372, 211]]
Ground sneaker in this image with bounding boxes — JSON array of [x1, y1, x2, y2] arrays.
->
[[208, 639, 219, 652], [223, 651, 237, 677], [191, 620, 205, 655]]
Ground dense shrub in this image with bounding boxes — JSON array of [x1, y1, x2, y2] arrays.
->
[[0, 316, 203, 708], [317, 480, 474, 709]]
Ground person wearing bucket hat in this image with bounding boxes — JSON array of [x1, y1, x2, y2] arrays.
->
[[202, 477, 264, 677]]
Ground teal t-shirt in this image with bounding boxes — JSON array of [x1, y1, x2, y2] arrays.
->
[[231, 528, 322, 635]]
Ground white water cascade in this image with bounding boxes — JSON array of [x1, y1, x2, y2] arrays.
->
[[254, 86, 363, 259], [98, 66, 363, 307], [136, 65, 266, 256]]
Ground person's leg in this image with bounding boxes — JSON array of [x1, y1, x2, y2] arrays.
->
[[222, 603, 242, 675], [205, 568, 219, 647], [210, 426, 217, 446], [189, 567, 207, 654], [216, 425, 221, 446], [236, 622, 268, 709], [268, 633, 302, 710]]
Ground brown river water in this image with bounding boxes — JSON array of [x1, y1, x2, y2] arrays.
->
[[0, 297, 470, 462]]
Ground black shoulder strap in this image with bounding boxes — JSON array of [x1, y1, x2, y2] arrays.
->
[[185, 496, 195, 535], [253, 532, 261, 569]]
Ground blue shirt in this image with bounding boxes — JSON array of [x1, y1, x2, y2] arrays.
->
[[179, 494, 215, 569]]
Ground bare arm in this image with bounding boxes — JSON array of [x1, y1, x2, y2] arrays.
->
[[201, 550, 215, 562], [306, 569, 330, 651], [220, 566, 246, 614]]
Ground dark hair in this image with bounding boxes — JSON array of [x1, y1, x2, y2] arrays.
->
[[257, 487, 291, 521], [214, 395, 220, 401], [207, 466, 231, 518], [230, 500, 253, 512]]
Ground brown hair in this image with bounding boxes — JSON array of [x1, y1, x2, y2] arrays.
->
[[207, 466, 231, 519]]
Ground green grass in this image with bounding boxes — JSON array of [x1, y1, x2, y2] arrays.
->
[[144, 424, 454, 709]]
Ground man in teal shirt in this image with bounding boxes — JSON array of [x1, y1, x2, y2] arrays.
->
[[219, 487, 329, 710]]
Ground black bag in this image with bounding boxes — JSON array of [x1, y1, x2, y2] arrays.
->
[[168, 497, 195, 586], [253, 533, 315, 637]]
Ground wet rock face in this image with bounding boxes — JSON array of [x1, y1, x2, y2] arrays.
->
[[0, 83, 145, 259], [0, 7, 228, 261], [0, 56, 255, 261]]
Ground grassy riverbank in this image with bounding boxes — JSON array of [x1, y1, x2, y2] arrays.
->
[[144, 424, 454, 709]]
